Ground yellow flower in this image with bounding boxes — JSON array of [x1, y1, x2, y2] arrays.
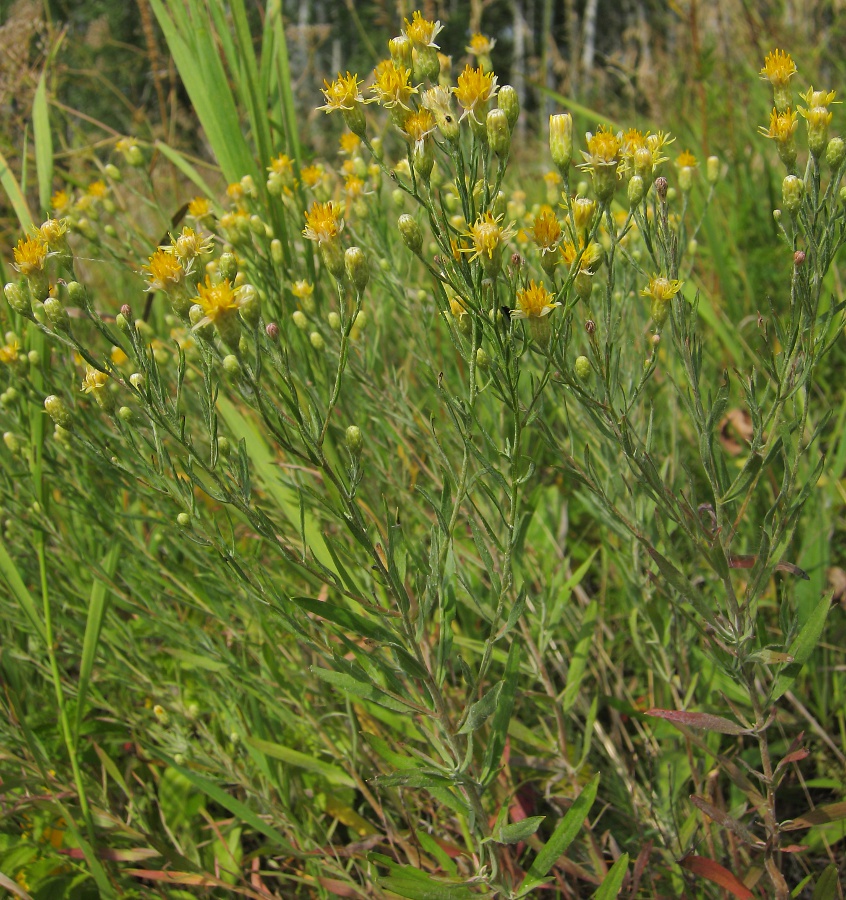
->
[[291, 280, 314, 300], [580, 126, 622, 169], [454, 64, 498, 123], [675, 150, 698, 169], [226, 182, 245, 202], [144, 249, 184, 292], [269, 154, 294, 176], [448, 293, 468, 319], [461, 211, 516, 262], [371, 59, 417, 110], [0, 339, 21, 365], [13, 235, 48, 275], [39, 218, 68, 247], [759, 49, 797, 88], [569, 196, 597, 234], [645, 131, 674, 166], [513, 280, 560, 319], [339, 132, 361, 155], [641, 274, 683, 303], [799, 87, 837, 109], [300, 163, 325, 188], [759, 107, 798, 142], [560, 238, 603, 274], [403, 11, 443, 49], [81, 365, 109, 394], [195, 276, 241, 324], [51, 189, 71, 213], [531, 207, 562, 253], [110, 346, 128, 366], [170, 226, 213, 262], [320, 71, 365, 112], [87, 180, 107, 199], [344, 174, 366, 200], [403, 108, 437, 146], [187, 196, 212, 219], [303, 201, 343, 245], [466, 33, 496, 56]]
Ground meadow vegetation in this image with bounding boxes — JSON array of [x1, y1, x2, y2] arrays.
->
[[0, 2, 844, 898]]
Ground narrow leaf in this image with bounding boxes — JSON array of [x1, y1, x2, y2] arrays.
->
[[245, 735, 355, 787], [645, 708, 749, 735], [458, 681, 503, 734], [33, 70, 53, 214], [592, 853, 629, 898], [782, 801, 846, 830], [678, 855, 753, 899], [771, 593, 832, 701]]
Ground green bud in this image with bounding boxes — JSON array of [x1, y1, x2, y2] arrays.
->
[[412, 140, 434, 180], [217, 436, 231, 457], [392, 188, 405, 208], [54, 425, 72, 445], [66, 282, 86, 306], [115, 313, 129, 332], [28, 350, 40, 365], [271, 238, 283, 265], [389, 35, 413, 71], [124, 144, 144, 167], [497, 85, 520, 130], [104, 163, 122, 182], [320, 240, 346, 281], [345, 424, 363, 456], [249, 215, 265, 237], [486, 108, 511, 157], [222, 354, 240, 375], [118, 405, 134, 423], [177, 512, 191, 527], [5, 282, 30, 316], [309, 331, 325, 351], [826, 136, 845, 171], [627, 175, 645, 208], [239, 284, 261, 328], [292, 310, 308, 331], [782, 174, 804, 215], [840, 185, 846, 205], [706, 155, 720, 184], [43, 296, 70, 331], [687, 239, 698, 256], [342, 104, 367, 139], [130, 372, 145, 390], [44, 395, 73, 429], [574, 355, 592, 380], [219, 253, 238, 281], [475, 347, 490, 370], [398, 214, 423, 254], [328, 311, 341, 331], [1, 389, 18, 405], [549, 113, 573, 175], [344, 247, 369, 292], [3, 432, 20, 454], [678, 166, 695, 193]]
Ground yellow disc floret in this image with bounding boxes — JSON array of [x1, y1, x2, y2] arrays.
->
[[513, 280, 560, 319], [303, 201, 343, 245]]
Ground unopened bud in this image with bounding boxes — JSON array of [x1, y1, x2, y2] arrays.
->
[[826, 136, 845, 171], [328, 311, 341, 331], [345, 424, 363, 456], [627, 175, 645, 208], [43, 296, 70, 331], [44, 395, 73, 429], [218, 436, 231, 457], [28, 350, 40, 365], [497, 85, 520, 130], [321, 240, 346, 281], [549, 113, 573, 174], [486, 108, 511, 157], [309, 331, 325, 350], [239, 283, 261, 327], [222, 354, 240, 375], [475, 347, 489, 370], [66, 282, 86, 306], [344, 246, 369, 292], [398, 214, 423, 253], [654, 176, 668, 201], [177, 512, 191, 527], [782, 174, 804, 215], [219, 252, 238, 281], [5, 282, 29, 316], [706, 156, 720, 184], [389, 35, 413, 71], [130, 372, 145, 390], [292, 310, 308, 330], [118, 405, 134, 423], [585, 319, 596, 335], [574, 355, 592, 380], [104, 163, 122, 182], [3, 432, 20, 454], [266, 321, 279, 341], [271, 238, 284, 265], [794, 250, 806, 267]]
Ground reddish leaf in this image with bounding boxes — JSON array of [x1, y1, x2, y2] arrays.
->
[[646, 708, 750, 735], [782, 801, 846, 830], [679, 855, 754, 899], [689, 795, 763, 847]]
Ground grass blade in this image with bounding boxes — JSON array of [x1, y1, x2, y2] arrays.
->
[[33, 70, 53, 216]]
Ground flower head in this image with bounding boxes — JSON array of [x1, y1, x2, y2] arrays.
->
[[461, 211, 515, 262], [87, 180, 107, 199], [531, 207, 562, 253], [467, 33, 496, 56], [0, 338, 21, 365], [320, 72, 365, 112], [454, 64, 498, 123], [81, 365, 109, 394], [13, 235, 49, 275], [187, 196, 212, 219], [675, 150, 698, 169], [39, 218, 68, 247], [759, 107, 798, 142], [300, 163, 325, 189], [799, 87, 838, 109], [144, 248, 184, 292], [292, 280, 314, 300], [513, 280, 560, 319], [641, 274, 683, 303], [403, 108, 437, 146], [560, 238, 603, 274], [339, 133, 361, 155], [51, 190, 71, 214], [371, 59, 418, 110], [195, 276, 241, 324], [580, 126, 622, 169], [760, 50, 797, 88], [403, 11, 443, 49], [303, 201, 343, 245], [170, 226, 213, 262]]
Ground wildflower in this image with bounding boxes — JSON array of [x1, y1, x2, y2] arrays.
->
[[422, 85, 460, 141], [292, 279, 315, 313], [320, 71, 368, 136], [87, 180, 107, 199], [675, 150, 698, 192], [267, 154, 295, 195], [13, 235, 48, 276], [641, 274, 683, 329], [467, 33, 495, 73], [403, 11, 443, 81], [371, 59, 418, 124], [513, 279, 560, 346], [300, 163, 325, 190], [531, 207, 562, 276], [144, 248, 184, 292], [543, 170, 562, 206], [454, 64, 498, 129], [303, 201, 343, 245], [570, 196, 598, 236], [51, 190, 71, 214], [799, 87, 838, 156], [193, 275, 242, 348], [39, 218, 68, 249], [81, 365, 108, 394], [111, 346, 128, 366], [580, 126, 622, 202], [339, 132, 361, 155], [549, 113, 573, 176], [760, 49, 797, 112], [560, 238, 603, 274], [171, 226, 213, 263], [404, 108, 437, 179], [461, 211, 516, 277], [187, 196, 213, 221], [760, 107, 798, 168], [0, 338, 21, 365]]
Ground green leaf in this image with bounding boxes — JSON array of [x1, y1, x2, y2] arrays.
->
[[310, 665, 415, 713], [812, 865, 840, 900], [33, 70, 53, 215], [0, 538, 46, 643], [771, 592, 832, 701], [592, 854, 629, 898], [244, 735, 355, 787], [482, 641, 522, 781], [458, 680, 503, 734], [0, 147, 33, 228], [494, 816, 545, 844], [519, 773, 599, 895], [561, 600, 598, 712]]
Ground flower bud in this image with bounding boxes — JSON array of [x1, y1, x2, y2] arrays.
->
[[28, 350, 40, 365], [826, 136, 845, 171], [104, 163, 122, 182], [130, 372, 145, 391], [3, 432, 20, 454], [687, 239, 698, 256], [497, 85, 520, 130], [66, 282, 86, 306], [118, 405, 134, 423], [43, 296, 70, 331], [345, 424, 363, 456], [585, 319, 596, 335], [486, 108, 511, 157], [706, 156, 720, 184], [4, 282, 30, 316], [475, 347, 489, 370], [654, 176, 668, 201], [782, 174, 804, 215], [398, 214, 423, 253], [218, 436, 231, 457], [292, 310, 308, 331], [389, 35, 413, 71], [219, 252, 238, 281], [328, 311, 341, 331], [265, 321, 279, 341], [222, 354, 240, 375], [344, 246, 369, 292], [309, 331, 325, 350], [115, 313, 129, 332], [412, 140, 434, 180], [239, 284, 261, 328], [574, 355, 592, 380], [794, 250, 806, 266], [627, 175, 645, 208], [549, 113, 573, 174], [44, 395, 73, 429], [177, 512, 191, 527]]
